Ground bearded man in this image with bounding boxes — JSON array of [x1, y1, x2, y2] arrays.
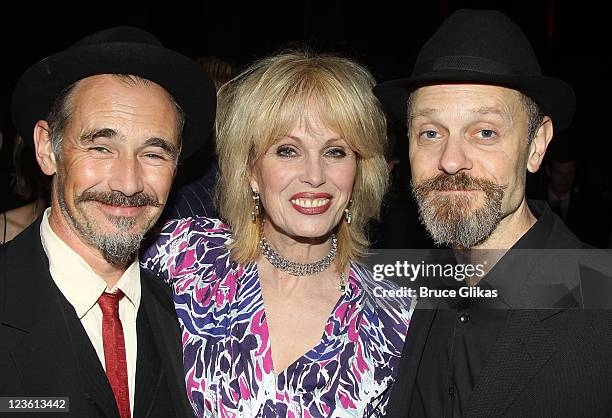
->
[[376, 9, 612, 418], [0, 27, 215, 418]]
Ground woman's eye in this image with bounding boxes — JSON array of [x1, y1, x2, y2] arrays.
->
[[276, 146, 297, 157], [326, 147, 347, 158]]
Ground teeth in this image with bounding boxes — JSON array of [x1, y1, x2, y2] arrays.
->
[[291, 198, 330, 208]]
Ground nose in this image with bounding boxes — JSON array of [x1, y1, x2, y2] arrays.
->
[[438, 136, 472, 175], [108, 155, 145, 197], [299, 155, 326, 187]]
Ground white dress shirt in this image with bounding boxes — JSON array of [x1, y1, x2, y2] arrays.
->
[[40, 208, 140, 414]]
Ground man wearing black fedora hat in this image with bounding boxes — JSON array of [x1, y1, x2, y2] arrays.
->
[[0, 26, 216, 417], [376, 9, 612, 418]]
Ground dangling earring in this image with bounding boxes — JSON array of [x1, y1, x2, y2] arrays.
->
[[344, 199, 353, 225], [251, 189, 261, 223]]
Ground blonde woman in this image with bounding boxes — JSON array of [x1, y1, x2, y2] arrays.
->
[[143, 51, 414, 417]]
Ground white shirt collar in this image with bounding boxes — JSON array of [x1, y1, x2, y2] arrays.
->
[[40, 208, 141, 318]]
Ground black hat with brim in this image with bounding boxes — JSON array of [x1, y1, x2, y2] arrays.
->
[[11, 26, 216, 161], [374, 9, 575, 132]]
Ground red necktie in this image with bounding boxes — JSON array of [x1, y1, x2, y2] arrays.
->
[[98, 290, 131, 418]]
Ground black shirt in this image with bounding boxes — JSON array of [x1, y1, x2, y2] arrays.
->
[[409, 202, 556, 418]]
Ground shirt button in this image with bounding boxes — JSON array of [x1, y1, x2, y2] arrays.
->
[[448, 386, 455, 396], [459, 312, 470, 323]]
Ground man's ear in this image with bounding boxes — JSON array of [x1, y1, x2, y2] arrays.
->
[[527, 116, 554, 173], [33, 121, 58, 175]]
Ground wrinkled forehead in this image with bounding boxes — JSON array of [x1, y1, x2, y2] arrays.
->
[[409, 83, 525, 121], [68, 75, 180, 139], [70, 75, 176, 114]]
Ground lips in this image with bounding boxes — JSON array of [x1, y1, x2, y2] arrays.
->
[[290, 192, 333, 215], [97, 202, 146, 217]]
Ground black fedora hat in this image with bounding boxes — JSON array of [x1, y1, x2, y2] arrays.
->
[[375, 9, 575, 131], [11, 26, 216, 161]]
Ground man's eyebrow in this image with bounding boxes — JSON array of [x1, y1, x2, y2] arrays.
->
[[409, 108, 439, 122], [471, 106, 513, 125], [80, 128, 117, 143], [409, 107, 510, 121], [79, 129, 179, 158], [143, 137, 180, 158], [470, 106, 504, 116]]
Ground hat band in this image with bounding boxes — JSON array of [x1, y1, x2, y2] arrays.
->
[[413, 55, 517, 76]]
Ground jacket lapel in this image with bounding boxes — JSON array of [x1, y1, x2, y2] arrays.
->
[[464, 309, 558, 417], [463, 211, 586, 417], [56, 289, 119, 418], [2, 220, 78, 397], [2, 218, 118, 418], [133, 289, 163, 418]]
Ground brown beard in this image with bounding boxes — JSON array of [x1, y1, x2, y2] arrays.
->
[[412, 172, 507, 248]]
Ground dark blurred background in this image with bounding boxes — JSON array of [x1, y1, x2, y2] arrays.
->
[[1, 0, 610, 247]]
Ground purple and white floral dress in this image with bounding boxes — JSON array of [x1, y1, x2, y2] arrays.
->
[[142, 217, 414, 417]]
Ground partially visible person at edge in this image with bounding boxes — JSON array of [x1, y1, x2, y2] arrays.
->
[[375, 9, 612, 418], [142, 51, 415, 417], [0, 26, 216, 418], [1, 135, 49, 245]]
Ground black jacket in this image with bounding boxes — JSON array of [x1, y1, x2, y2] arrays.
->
[[0, 218, 193, 418], [385, 202, 612, 417]]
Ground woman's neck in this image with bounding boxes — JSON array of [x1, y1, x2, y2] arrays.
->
[[261, 220, 334, 265]]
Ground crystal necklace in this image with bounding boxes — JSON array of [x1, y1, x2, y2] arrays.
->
[[259, 234, 338, 276]]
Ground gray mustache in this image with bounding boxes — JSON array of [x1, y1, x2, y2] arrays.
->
[[75, 191, 162, 208]]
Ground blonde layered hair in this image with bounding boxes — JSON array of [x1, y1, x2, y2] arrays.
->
[[216, 51, 388, 269]]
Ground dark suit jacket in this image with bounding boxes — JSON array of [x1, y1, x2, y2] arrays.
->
[[0, 218, 193, 418], [385, 204, 612, 417]]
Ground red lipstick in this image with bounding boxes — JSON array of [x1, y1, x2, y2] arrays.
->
[[289, 192, 333, 215]]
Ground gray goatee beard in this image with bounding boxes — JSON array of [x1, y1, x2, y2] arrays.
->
[[412, 172, 506, 249], [57, 186, 160, 266]]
